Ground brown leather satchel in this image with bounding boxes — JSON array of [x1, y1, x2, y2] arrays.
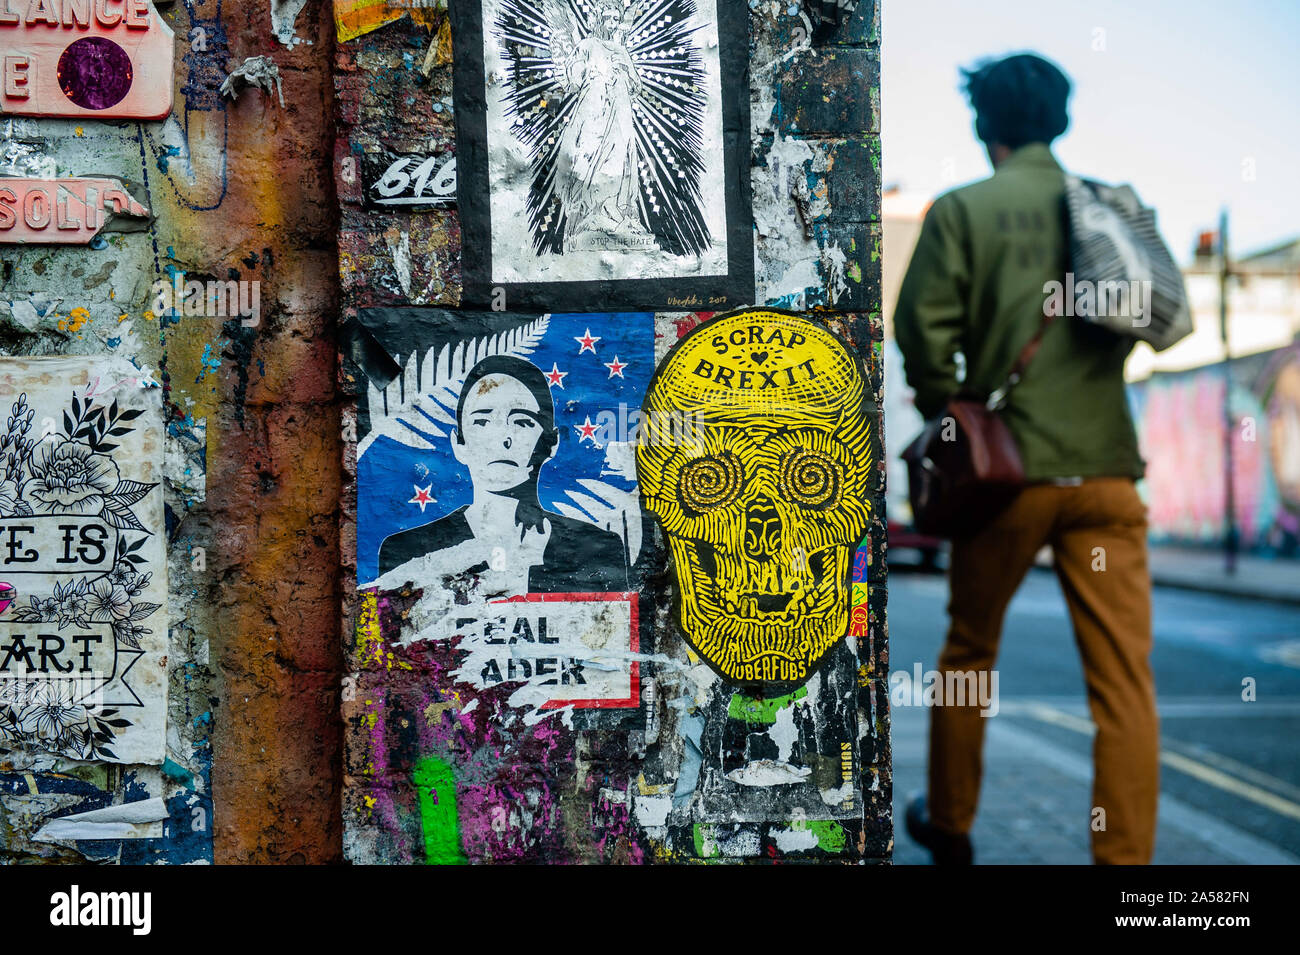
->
[[901, 315, 1055, 538]]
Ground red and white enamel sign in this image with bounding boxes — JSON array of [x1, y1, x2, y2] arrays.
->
[[0, 0, 174, 119], [0, 177, 151, 243]]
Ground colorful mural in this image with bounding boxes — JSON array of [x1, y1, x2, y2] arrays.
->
[[1130, 343, 1300, 555], [1, 0, 342, 864]]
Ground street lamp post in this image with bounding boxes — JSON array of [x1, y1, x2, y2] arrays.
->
[[1220, 208, 1238, 575]]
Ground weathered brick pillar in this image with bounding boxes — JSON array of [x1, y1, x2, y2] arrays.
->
[[204, 7, 344, 864], [210, 365, 345, 866], [335, 0, 887, 863]]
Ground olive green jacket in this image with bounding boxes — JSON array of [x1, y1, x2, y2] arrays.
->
[[894, 143, 1145, 481]]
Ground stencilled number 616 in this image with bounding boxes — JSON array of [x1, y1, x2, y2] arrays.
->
[[372, 155, 457, 206]]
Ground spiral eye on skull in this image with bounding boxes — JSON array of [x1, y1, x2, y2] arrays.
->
[[677, 452, 745, 514], [778, 447, 843, 510]]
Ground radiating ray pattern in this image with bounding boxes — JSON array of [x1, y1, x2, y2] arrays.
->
[[495, 0, 713, 258]]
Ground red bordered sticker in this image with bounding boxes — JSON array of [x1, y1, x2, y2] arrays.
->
[[462, 591, 641, 710]]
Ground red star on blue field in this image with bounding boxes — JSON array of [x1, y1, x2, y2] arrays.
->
[[545, 362, 568, 388], [575, 416, 599, 444], [409, 485, 434, 511], [574, 328, 601, 354], [604, 355, 627, 378]]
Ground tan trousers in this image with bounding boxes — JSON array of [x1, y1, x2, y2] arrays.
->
[[927, 477, 1159, 864]]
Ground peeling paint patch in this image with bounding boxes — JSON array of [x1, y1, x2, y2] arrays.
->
[[271, 0, 312, 48], [195, 341, 223, 383]]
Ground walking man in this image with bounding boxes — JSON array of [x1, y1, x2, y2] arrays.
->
[[894, 53, 1158, 865]]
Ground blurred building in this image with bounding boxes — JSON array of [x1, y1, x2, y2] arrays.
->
[[880, 190, 930, 538], [1127, 235, 1300, 380]]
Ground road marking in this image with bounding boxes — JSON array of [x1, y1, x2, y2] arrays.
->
[[998, 697, 1300, 718], [985, 718, 1300, 864], [1018, 701, 1300, 825], [1262, 639, 1300, 668], [1159, 751, 1300, 824], [1167, 742, 1300, 805]]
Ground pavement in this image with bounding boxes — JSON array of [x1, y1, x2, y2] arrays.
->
[[888, 567, 1300, 865], [1146, 545, 1300, 605], [901, 542, 1300, 606]]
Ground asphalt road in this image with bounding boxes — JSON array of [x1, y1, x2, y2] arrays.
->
[[888, 565, 1300, 864]]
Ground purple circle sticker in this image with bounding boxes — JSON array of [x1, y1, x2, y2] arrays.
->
[[57, 37, 134, 111]]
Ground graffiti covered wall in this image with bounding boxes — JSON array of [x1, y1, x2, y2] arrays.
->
[[1, 1, 343, 863], [1130, 342, 1300, 555], [338, 1, 888, 863]]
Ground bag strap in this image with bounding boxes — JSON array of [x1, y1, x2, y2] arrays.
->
[[986, 311, 1057, 410]]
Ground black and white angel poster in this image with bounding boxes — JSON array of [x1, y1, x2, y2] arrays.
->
[[451, 0, 753, 311]]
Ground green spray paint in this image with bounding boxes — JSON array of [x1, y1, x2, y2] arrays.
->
[[413, 755, 465, 865], [693, 823, 711, 858], [727, 686, 808, 725], [808, 820, 847, 853]]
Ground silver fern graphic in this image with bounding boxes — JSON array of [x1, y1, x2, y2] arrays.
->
[[554, 438, 643, 564], [359, 315, 550, 458], [361, 314, 642, 565]]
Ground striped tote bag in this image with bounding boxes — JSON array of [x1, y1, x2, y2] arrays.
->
[[1063, 175, 1193, 352]]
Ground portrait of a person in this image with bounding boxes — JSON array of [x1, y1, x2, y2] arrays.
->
[[378, 355, 629, 593]]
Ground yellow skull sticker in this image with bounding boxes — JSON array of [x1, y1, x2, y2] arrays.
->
[[637, 308, 873, 687]]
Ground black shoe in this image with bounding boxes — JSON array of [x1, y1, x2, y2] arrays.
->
[[904, 793, 973, 865]]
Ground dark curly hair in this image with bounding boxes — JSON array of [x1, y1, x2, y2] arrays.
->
[[962, 53, 1071, 149]]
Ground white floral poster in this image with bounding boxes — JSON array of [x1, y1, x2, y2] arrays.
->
[[0, 357, 167, 765]]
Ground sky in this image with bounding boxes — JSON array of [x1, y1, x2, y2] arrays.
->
[[881, 0, 1300, 264]]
